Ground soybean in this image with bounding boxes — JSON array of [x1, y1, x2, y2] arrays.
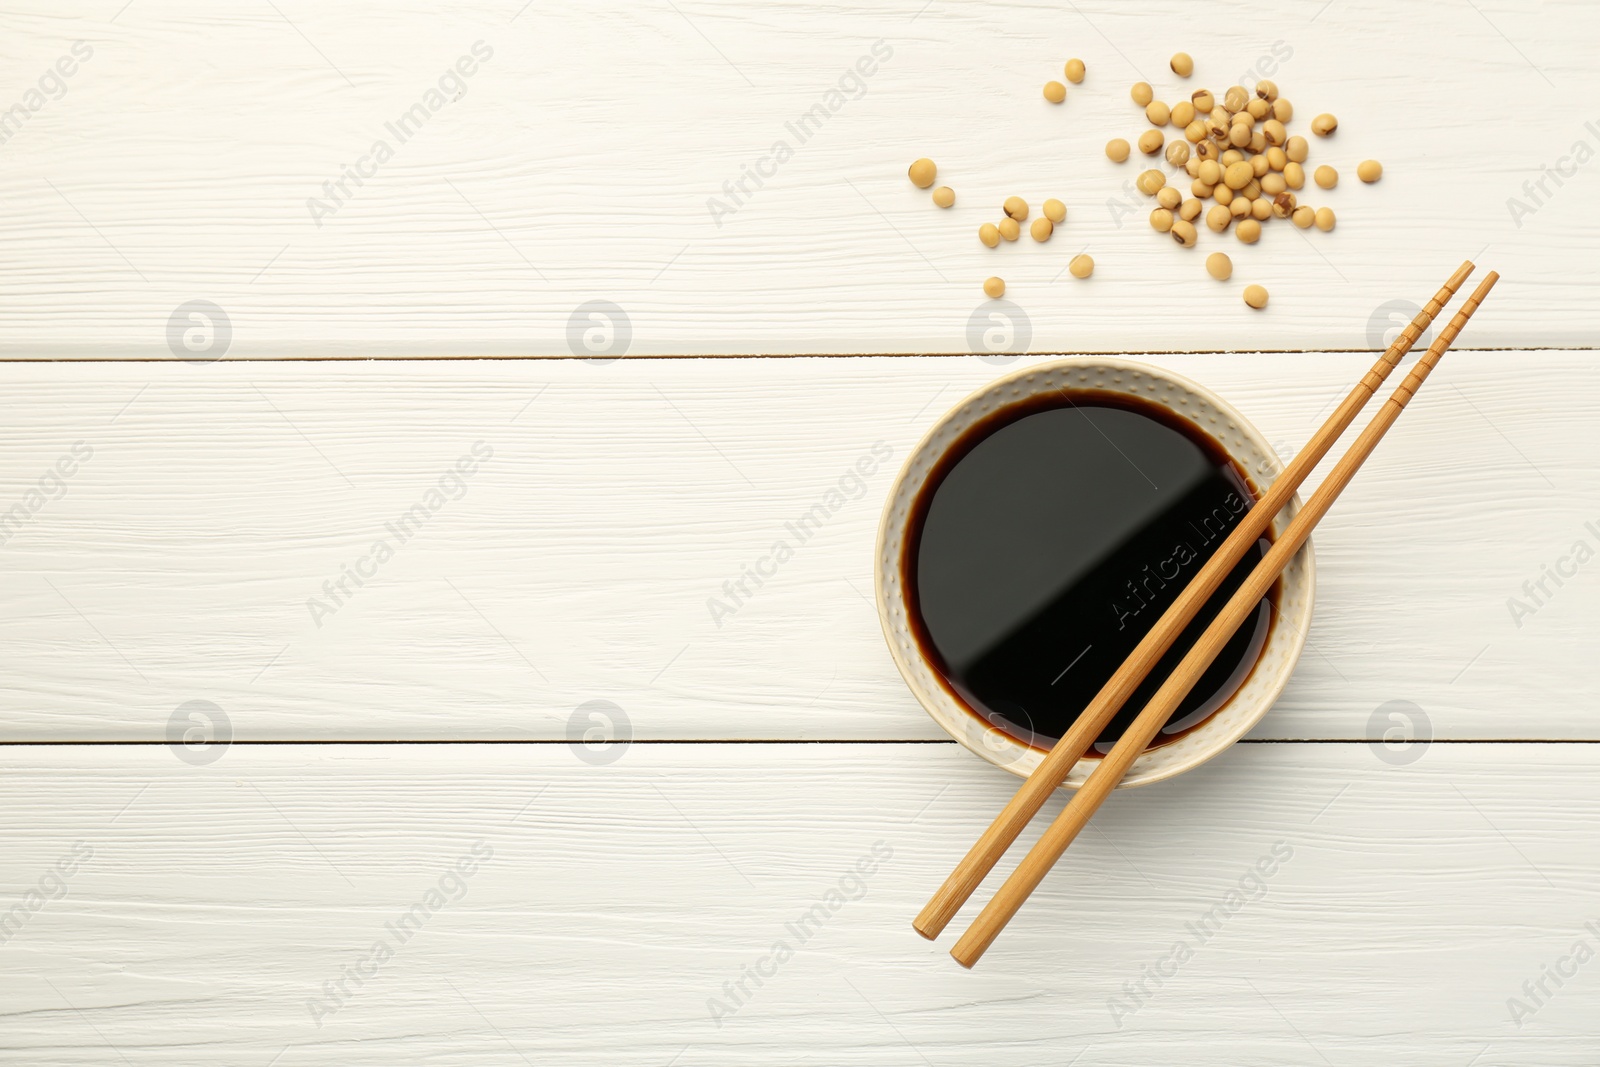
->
[[1106, 138, 1131, 162], [1139, 129, 1165, 155], [1165, 140, 1191, 167], [1131, 81, 1154, 107], [1272, 98, 1293, 122], [1283, 161, 1305, 189], [1004, 196, 1028, 221], [1206, 251, 1233, 280], [998, 216, 1021, 241], [1043, 198, 1067, 223], [1246, 97, 1270, 121], [932, 186, 955, 208], [1185, 119, 1209, 143], [1170, 52, 1194, 76], [1171, 101, 1196, 127], [1236, 217, 1261, 243], [1224, 85, 1248, 112], [1191, 89, 1215, 113], [1157, 185, 1183, 210], [1314, 165, 1337, 189], [1272, 192, 1296, 218], [1069, 254, 1094, 278], [1254, 79, 1278, 101], [1150, 207, 1175, 233], [1146, 100, 1172, 126], [1314, 206, 1336, 231], [1206, 204, 1231, 232], [1179, 197, 1203, 221], [1170, 218, 1199, 247], [979, 223, 1001, 248], [908, 158, 937, 188], [1243, 284, 1268, 309], [1065, 58, 1086, 83], [1223, 160, 1254, 190], [1285, 135, 1309, 163], [1031, 217, 1054, 241], [1250, 197, 1272, 221], [1310, 113, 1337, 136], [1136, 169, 1167, 195], [1044, 81, 1067, 104], [1358, 159, 1383, 183], [983, 276, 1005, 298], [1291, 205, 1314, 228]]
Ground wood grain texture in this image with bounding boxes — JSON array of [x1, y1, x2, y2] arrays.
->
[[0, 741, 1595, 1065], [0, 353, 1592, 742], [0, 0, 1595, 356]]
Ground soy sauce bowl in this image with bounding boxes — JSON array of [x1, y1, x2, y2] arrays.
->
[[874, 357, 1315, 789]]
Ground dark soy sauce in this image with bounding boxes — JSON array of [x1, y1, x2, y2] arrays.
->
[[905, 390, 1277, 755]]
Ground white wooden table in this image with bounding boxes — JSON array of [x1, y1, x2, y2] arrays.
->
[[3, 2, 1598, 1063]]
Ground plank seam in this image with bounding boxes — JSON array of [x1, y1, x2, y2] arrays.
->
[[0, 347, 1590, 364], [2, 739, 1595, 747]]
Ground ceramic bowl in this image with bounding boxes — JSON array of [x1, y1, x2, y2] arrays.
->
[[874, 356, 1314, 789]]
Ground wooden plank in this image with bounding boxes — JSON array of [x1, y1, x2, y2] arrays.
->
[[1, 353, 1592, 742], [0, 741, 1594, 1064], [0, 0, 1594, 357]]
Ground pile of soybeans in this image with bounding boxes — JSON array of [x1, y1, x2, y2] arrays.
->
[[907, 52, 1384, 310]]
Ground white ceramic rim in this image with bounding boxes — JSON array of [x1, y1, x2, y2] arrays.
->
[[874, 356, 1316, 790]]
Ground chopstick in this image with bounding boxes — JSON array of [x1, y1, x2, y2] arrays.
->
[[949, 270, 1501, 967], [913, 260, 1478, 942]]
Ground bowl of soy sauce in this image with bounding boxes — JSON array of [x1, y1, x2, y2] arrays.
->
[[874, 357, 1314, 789]]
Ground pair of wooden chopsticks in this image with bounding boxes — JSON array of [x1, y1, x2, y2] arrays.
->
[[916, 260, 1500, 967]]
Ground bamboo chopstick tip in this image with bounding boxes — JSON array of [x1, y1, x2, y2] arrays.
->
[[950, 945, 980, 969], [1447, 260, 1475, 288]]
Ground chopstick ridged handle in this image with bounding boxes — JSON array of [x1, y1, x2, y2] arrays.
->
[[1390, 280, 1492, 405], [911, 260, 1476, 941], [949, 272, 1500, 968]]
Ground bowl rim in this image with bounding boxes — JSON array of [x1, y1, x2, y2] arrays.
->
[[873, 355, 1316, 790]]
